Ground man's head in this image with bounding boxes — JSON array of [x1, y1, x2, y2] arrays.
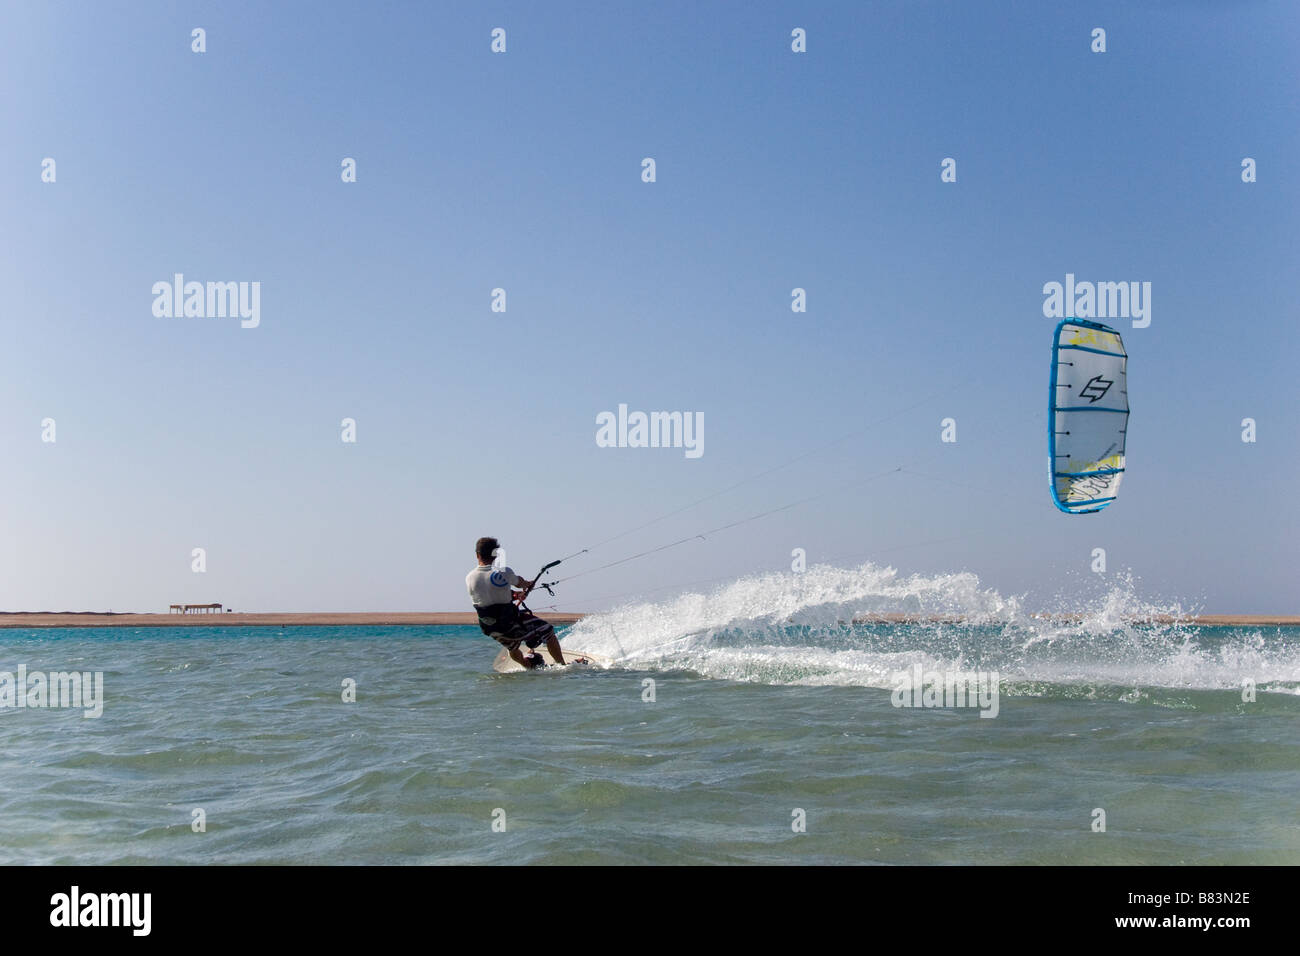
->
[[475, 537, 500, 565]]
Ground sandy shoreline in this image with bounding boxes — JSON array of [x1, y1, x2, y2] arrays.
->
[[0, 611, 585, 629], [0, 611, 1297, 629]]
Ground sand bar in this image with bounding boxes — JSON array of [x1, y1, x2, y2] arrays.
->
[[0, 611, 1297, 629], [0, 612, 584, 629]]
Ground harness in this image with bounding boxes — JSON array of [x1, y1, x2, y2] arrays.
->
[[473, 602, 519, 637]]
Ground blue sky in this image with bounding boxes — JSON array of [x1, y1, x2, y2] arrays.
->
[[2, 1, 1296, 613]]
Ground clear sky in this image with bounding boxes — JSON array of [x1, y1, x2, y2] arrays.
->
[[2, 1, 1296, 614]]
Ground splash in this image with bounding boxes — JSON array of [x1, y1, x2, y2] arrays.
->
[[562, 563, 1300, 701]]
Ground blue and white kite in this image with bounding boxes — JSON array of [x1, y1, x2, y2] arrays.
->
[[1049, 318, 1129, 514]]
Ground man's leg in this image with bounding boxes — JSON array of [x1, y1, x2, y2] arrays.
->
[[518, 614, 562, 666], [544, 632, 565, 666]]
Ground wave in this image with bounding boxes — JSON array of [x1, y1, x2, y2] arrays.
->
[[562, 563, 1300, 700]]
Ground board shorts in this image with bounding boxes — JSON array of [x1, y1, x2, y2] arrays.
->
[[473, 603, 555, 653]]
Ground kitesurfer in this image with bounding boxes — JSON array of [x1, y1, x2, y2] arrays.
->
[[466, 537, 566, 669]]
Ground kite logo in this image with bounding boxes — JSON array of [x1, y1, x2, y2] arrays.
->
[[1079, 375, 1113, 403]]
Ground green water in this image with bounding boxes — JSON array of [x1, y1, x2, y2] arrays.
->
[[0, 624, 1296, 864]]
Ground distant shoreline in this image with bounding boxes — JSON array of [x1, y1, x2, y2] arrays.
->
[[0, 612, 585, 628], [0, 611, 1298, 629]]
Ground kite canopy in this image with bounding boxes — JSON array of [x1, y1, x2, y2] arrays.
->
[[1049, 318, 1129, 514]]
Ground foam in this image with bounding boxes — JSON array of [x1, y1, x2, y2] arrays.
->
[[562, 563, 1300, 695]]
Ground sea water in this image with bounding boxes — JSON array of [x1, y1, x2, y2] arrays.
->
[[1, 564, 1297, 864]]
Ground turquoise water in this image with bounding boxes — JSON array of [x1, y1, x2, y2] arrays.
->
[[2, 573, 1298, 864]]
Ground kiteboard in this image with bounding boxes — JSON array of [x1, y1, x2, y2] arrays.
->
[[492, 645, 609, 674]]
